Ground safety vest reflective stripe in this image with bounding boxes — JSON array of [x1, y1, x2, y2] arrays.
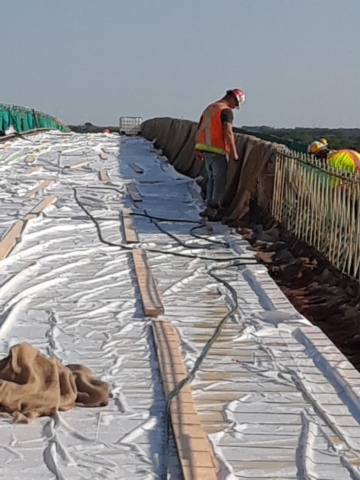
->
[[347, 150, 360, 172], [196, 105, 220, 146], [194, 143, 225, 155]]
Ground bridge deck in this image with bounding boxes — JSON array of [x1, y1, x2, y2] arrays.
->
[[0, 132, 360, 479]]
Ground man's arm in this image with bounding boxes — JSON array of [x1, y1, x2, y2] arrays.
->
[[221, 109, 238, 160], [223, 122, 238, 160]]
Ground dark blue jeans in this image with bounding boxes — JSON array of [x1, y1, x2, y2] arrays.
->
[[203, 152, 228, 208]]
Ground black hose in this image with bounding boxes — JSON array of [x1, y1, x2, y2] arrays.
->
[[72, 187, 250, 479], [190, 223, 230, 248], [54, 159, 253, 478], [40, 150, 254, 477], [144, 210, 219, 250], [162, 262, 243, 478], [73, 187, 256, 263], [130, 211, 199, 224]]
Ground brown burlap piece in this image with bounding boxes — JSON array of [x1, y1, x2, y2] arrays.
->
[[0, 343, 112, 423], [225, 138, 278, 222]]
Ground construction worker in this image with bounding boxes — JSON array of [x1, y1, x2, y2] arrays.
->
[[308, 139, 360, 174], [195, 89, 245, 221]]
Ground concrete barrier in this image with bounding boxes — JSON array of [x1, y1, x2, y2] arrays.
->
[[142, 117, 281, 224]]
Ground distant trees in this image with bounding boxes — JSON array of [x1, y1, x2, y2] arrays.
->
[[242, 126, 360, 152]]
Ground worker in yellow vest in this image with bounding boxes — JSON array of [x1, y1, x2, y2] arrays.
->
[[195, 89, 245, 221], [308, 139, 360, 174]]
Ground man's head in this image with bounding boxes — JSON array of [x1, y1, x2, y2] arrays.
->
[[223, 89, 245, 109], [308, 139, 329, 160], [314, 148, 329, 160]]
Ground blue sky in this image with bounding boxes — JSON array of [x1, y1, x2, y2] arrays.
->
[[1, 0, 359, 128]]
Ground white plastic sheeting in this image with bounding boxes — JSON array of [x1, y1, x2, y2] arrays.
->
[[1, 133, 360, 479], [0, 132, 180, 479], [123, 138, 360, 480]]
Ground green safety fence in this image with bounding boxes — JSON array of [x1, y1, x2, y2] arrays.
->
[[0, 104, 70, 134]]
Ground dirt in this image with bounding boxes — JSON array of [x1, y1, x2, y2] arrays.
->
[[238, 221, 360, 370]]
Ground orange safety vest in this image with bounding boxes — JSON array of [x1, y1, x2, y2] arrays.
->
[[195, 103, 230, 155]]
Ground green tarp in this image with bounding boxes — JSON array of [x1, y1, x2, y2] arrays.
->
[[0, 104, 70, 134]]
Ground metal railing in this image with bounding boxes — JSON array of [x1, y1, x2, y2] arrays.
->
[[272, 149, 360, 279]]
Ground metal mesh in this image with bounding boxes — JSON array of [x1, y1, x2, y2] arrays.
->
[[119, 117, 142, 135]]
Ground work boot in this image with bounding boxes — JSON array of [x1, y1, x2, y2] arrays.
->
[[207, 205, 225, 222], [199, 206, 213, 218]]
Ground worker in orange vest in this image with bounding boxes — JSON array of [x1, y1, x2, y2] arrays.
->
[[195, 89, 245, 221]]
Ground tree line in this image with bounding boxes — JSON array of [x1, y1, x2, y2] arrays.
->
[[242, 126, 360, 151]]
